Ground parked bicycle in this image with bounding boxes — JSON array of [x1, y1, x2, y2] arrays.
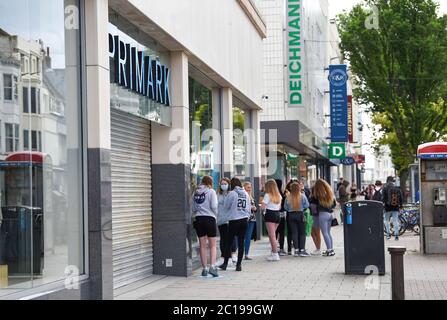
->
[[383, 204, 420, 236]]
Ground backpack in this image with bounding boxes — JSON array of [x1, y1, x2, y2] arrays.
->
[[372, 189, 382, 201], [386, 186, 400, 207]]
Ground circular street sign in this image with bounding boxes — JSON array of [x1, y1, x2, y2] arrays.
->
[[341, 157, 356, 165], [329, 69, 348, 87]]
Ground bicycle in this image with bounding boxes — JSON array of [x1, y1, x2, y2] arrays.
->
[[383, 204, 420, 236], [400, 204, 421, 235]]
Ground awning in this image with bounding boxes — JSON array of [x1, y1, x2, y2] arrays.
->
[[260, 120, 338, 166]]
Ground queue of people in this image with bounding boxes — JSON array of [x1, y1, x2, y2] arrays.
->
[[192, 175, 338, 278]]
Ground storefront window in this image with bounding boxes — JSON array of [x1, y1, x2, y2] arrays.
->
[[0, 0, 84, 295], [108, 10, 171, 126], [233, 106, 248, 181], [189, 77, 220, 189]]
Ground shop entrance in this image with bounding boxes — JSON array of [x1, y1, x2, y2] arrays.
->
[[111, 109, 153, 290]]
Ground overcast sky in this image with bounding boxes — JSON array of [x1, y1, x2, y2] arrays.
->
[[329, 0, 447, 18]]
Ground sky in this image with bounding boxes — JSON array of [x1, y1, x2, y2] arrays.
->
[[329, 0, 447, 18]]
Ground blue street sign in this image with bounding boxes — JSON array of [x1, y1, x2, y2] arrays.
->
[[341, 157, 356, 165], [329, 65, 348, 142]]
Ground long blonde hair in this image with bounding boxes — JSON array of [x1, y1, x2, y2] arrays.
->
[[313, 179, 335, 208], [264, 179, 281, 204], [286, 182, 302, 211]]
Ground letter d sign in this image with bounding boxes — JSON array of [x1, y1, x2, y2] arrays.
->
[[329, 143, 346, 159]]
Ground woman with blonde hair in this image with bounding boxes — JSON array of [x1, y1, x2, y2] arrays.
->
[[261, 179, 282, 261], [285, 182, 310, 257], [243, 181, 257, 260], [311, 179, 337, 257]]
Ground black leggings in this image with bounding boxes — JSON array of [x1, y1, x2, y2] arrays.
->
[[287, 211, 306, 251], [224, 218, 248, 266], [276, 216, 292, 251], [218, 224, 229, 258]]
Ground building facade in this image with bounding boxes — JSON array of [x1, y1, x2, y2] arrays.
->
[[0, 0, 265, 299], [257, 0, 336, 187]]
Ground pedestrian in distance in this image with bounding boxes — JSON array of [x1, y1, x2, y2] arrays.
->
[[337, 178, 350, 222], [372, 180, 384, 202], [219, 177, 250, 272], [364, 184, 376, 200], [243, 182, 257, 260], [285, 182, 310, 257], [216, 178, 232, 266], [311, 179, 337, 256], [350, 182, 358, 201], [274, 179, 290, 256], [382, 176, 403, 240], [261, 179, 283, 261], [192, 175, 219, 277]]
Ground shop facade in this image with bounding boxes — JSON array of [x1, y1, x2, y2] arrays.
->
[[0, 0, 265, 299]]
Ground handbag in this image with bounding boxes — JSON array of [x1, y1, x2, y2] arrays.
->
[[331, 217, 339, 226]]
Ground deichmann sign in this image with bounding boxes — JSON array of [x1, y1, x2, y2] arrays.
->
[[329, 143, 346, 159], [108, 33, 171, 106], [287, 0, 304, 107], [329, 65, 349, 142]]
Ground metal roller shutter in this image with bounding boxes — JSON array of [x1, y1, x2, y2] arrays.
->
[[111, 108, 153, 290]]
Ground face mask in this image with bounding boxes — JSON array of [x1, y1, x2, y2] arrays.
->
[[221, 185, 229, 192]]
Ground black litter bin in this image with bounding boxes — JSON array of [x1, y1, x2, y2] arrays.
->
[[343, 200, 385, 275], [1, 206, 43, 276]]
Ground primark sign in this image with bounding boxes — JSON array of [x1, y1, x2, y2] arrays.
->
[[109, 34, 171, 106]]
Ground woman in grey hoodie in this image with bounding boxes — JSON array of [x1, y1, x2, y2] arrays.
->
[[192, 176, 219, 277], [219, 178, 250, 272], [217, 178, 231, 265]]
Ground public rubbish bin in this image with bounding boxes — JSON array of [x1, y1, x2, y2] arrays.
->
[[0, 206, 43, 276], [343, 200, 385, 275]]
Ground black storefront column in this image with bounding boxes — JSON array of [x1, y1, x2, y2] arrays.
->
[[151, 52, 192, 277]]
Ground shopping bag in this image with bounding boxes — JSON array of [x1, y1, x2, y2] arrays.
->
[[305, 208, 313, 236]]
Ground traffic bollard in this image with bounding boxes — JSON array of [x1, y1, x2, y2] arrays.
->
[[388, 246, 406, 300]]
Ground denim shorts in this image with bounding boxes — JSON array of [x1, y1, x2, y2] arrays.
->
[[264, 210, 281, 224]]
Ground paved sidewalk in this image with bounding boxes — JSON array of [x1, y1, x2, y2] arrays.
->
[[116, 225, 447, 300]]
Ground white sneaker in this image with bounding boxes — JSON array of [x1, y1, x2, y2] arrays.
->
[[267, 252, 280, 261], [231, 254, 237, 264], [311, 249, 321, 256]]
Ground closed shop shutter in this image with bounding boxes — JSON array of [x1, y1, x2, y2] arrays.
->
[[111, 108, 153, 290]]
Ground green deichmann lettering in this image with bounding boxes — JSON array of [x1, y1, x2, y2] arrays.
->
[[288, 0, 303, 106]]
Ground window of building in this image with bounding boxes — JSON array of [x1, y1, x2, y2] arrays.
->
[[5, 123, 19, 153], [233, 106, 247, 180], [23, 87, 29, 113], [3, 74, 13, 101], [0, 0, 84, 295], [109, 11, 171, 126], [29, 87, 40, 114], [23, 129, 29, 150]]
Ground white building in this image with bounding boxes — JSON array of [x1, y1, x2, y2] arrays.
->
[[257, 0, 362, 187]]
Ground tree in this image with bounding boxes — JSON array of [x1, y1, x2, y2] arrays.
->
[[338, 0, 447, 196]]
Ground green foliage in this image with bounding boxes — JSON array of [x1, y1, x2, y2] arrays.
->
[[338, 0, 447, 176], [233, 107, 245, 131]]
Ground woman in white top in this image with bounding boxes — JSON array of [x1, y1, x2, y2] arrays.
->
[[261, 179, 282, 261]]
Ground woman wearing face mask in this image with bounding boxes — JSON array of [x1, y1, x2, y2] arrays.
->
[[217, 178, 231, 266], [219, 178, 250, 272]]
